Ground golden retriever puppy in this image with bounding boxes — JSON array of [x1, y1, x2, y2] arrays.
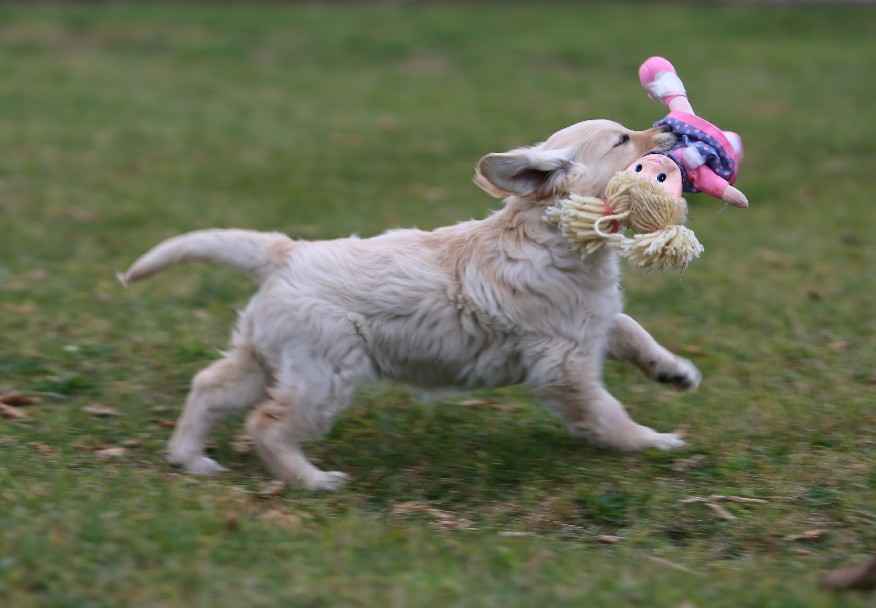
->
[[121, 119, 699, 490]]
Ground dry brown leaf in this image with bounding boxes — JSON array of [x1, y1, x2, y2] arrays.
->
[[785, 529, 827, 542], [0, 392, 39, 406], [71, 438, 98, 451], [259, 509, 302, 530], [155, 419, 176, 429], [95, 447, 127, 459], [225, 513, 240, 532], [828, 340, 849, 352], [392, 501, 473, 530], [460, 399, 518, 412], [460, 399, 495, 407], [64, 207, 98, 222], [1, 403, 29, 419], [821, 556, 876, 591], [672, 455, 707, 473], [4, 303, 36, 315], [400, 54, 448, 75], [757, 248, 793, 269], [257, 480, 287, 498], [376, 114, 400, 131], [488, 402, 519, 412], [30, 442, 55, 455], [83, 404, 120, 417], [596, 535, 622, 544]]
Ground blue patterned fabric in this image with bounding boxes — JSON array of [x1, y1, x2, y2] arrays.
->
[[655, 115, 736, 194]]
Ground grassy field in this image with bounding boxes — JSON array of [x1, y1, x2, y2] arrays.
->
[[1, 4, 875, 606]]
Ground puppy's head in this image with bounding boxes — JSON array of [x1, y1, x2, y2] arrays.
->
[[474, 119, 675, 202]]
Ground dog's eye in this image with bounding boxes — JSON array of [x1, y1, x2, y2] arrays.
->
[[657, 173, 667, 183], [615, 134, 630, 147], [635, 164, 643, 173]]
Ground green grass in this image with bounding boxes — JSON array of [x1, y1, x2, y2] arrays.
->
[[1, 4, 875, 606]]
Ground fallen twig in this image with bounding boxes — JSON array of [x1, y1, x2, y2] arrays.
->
[[711, 495, 768, 504], [646, 555, 702, 576], [705, 502, 737, 521], [681, 495, 767, 521], [681, 495, 767, 505], [784, 529, 827, 542]]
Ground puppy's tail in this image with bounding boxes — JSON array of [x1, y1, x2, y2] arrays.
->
[[118, 229, 294, 286]]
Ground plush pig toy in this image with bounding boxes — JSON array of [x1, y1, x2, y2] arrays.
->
[[639, 56, 749, 208]]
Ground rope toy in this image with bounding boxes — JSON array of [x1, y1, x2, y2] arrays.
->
[[546, 156, 704, 270]]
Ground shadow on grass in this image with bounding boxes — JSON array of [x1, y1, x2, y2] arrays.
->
[[214, 396, 609, 507]]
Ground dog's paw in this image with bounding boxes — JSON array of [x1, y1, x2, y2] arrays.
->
[[169, 454, 228, 476], [304, 470, 350, 492], [578, 423, 688, 453], [648, 431, 687, 451], [655, 356, 701, 392]]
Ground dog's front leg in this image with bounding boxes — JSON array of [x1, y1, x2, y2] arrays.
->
[[536, 348, 685, 452], [607, 313, 701, 391]]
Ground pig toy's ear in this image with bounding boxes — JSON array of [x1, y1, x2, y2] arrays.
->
[[639, 56, 695, 115]]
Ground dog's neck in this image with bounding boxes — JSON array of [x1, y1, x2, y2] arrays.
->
[[481, 194, 620, 284]]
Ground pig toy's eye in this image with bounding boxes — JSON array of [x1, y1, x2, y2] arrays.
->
[[635, 164, 643, 172], [657, 173, 667, 182]]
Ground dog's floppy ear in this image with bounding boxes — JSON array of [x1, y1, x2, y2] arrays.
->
[[474, 147, 575, 198]]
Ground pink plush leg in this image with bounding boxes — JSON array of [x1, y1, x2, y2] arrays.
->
[[690, 166, 748, 208], [639, 56, 695, 114], [665, 95, 695, 115], [638, 56, 677, 90]]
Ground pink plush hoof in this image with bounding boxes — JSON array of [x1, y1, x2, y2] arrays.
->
[[639, 56, 677, 88]]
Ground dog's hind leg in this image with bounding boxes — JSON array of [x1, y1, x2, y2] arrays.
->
[[607, 313, 701, 391], [246, 393, 352, 491], [167, 346, 267, 475], [246, 333, 374, 491]]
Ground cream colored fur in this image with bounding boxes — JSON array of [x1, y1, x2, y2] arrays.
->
[[121, 119, 700, 490]]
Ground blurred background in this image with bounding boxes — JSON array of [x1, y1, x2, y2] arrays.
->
[[1, 3, 874, 607]]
